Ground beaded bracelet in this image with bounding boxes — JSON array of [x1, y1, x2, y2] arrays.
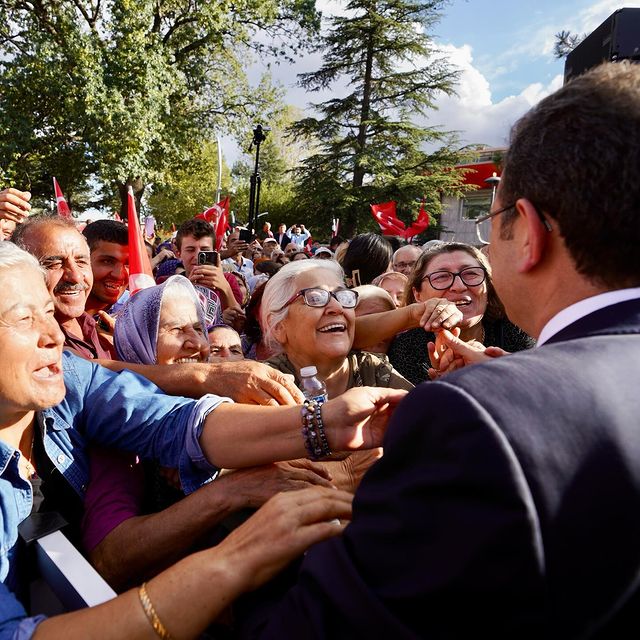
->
[[138, 582, 175, 640], [301, 399, 332, 460]]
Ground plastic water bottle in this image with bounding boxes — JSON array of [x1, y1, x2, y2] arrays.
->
[[300, 366, 328, 404]]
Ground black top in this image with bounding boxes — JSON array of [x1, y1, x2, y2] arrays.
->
[[388, 316, 535, 386]]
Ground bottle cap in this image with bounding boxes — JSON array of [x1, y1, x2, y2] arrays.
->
[[300, 365, 318, 377]]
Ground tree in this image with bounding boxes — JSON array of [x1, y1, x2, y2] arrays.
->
[[145, 141, 233, 227], [553, 30, 584, 59], [290, 0, 469, 236], [0, 0, 320, 216]]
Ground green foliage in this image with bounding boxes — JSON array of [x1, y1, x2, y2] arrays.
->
[[145, 141, 233, 227], [290, 0, 469, 236], [0, 0, 320, 212]]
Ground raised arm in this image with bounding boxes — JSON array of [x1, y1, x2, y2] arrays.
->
[[32, 487, 352, 639], [94, 358, 304, 406], [199, 386, 408, 469], [353, 299, 463, 350]]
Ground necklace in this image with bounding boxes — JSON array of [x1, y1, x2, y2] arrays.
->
[[22, 431, 37, 479]]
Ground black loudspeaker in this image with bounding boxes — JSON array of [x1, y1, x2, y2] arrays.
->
[[564, 8, 640, 83]]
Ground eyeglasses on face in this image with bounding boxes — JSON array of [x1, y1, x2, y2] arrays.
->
[[277, 287, 359, 311], [475, 201, 553, 244], [393, 260, 416, 271], [422, 266, 486, 290]]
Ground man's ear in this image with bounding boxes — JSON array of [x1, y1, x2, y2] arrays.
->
[[513, 198, 549, 274]]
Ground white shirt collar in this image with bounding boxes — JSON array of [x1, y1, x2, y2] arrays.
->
[[537, 287, 640, 346]]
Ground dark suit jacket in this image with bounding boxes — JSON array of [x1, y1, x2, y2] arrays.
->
[[249, 298, 640, 639], [276, 232, 291, 250]]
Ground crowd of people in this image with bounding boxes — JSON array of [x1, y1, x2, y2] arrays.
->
[[0, 62, 639, 638]]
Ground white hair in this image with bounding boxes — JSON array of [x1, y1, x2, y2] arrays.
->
[[0, 241, 44, 274], [260, 259, 345, 352]]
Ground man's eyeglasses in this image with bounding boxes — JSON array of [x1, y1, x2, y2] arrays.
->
[[393, 261, 416, 271], [277, 287, 359, 311], [475, 202, 553, 244], [422, 267, 486, 291]]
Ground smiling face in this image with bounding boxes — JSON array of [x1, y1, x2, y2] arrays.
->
[[24, 224, 93, 324], [273, 269, 355, 369], [0, 266, 65, 419], [156, 288, 210, 365], [89, 240, 129, 307], [413, 250, 488, 328]]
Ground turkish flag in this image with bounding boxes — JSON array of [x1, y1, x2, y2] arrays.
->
[[370, 201, 405, 236], [52, 177, 72, 218], [403, 200, 430, 239], [196, 196, 230, 250], [126, 187, 155, 294]]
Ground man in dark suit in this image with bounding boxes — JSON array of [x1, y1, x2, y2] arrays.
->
[[275, 222, 291, 251], [244, 63, 640, 638]]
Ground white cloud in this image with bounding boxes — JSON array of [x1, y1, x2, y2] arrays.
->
[[427, 44, 562, 148]]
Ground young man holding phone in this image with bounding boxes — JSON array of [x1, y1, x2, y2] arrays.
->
[[175, 219, 243, 327]]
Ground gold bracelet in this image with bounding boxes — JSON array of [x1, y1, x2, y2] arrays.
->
[[138, 582, 175, 640]]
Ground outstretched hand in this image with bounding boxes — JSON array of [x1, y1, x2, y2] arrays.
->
[[410, 298, 463, 332], [323, 386, 408, 451], [216, 486, 353, 590], [204, 360, 305, 406], [427, 328, 509, 379]]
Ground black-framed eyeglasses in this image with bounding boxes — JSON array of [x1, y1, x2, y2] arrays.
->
[[422, 266, 487, 290], [475, 202, 552, 244], [277, 287, 359, 311]]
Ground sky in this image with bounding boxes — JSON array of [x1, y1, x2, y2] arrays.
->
[[225, 0, 640, 163]]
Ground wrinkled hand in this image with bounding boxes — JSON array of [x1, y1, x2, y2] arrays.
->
[[204, 359, 304, 406], [224, 459, 334, 508], [427, 328, 509, 379], [414, 298, 464, 332], [0, 188, 31, 223], [217, 487, 353, 590], [322, 386, 407, 451], [222, 307, 245, 331]]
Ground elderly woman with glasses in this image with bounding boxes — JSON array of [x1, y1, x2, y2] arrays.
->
[[388, 242, 534, 386], [261, 260, 413, 491]]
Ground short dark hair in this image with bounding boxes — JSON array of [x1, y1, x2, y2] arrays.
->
[[341, 233, 392, 286], [175, 219, 215, 250], [82, 219, 128, 250], [501, 62, 640, 288], [11, 213, 77, 255]]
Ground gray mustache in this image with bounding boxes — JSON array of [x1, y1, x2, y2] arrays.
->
[[54, 283, 89, 294]]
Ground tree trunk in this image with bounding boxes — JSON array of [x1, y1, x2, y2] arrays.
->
[[352, 26, 374, 191], [117, 177, 145, 221]]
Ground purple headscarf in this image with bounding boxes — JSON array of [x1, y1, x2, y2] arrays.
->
[[114, 275, 207, 365]]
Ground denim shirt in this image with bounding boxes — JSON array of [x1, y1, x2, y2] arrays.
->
[[0, 351, 230, 638]]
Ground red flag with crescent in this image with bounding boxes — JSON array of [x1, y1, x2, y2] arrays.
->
[[370, 201, 405, 236], [196, 196, 230, 250], [403, 200, 430, 239]]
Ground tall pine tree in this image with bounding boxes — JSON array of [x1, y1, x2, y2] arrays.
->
[[291, 0, 468, 237]]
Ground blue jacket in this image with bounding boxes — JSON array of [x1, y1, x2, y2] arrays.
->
[[0, 351, 228, 638]]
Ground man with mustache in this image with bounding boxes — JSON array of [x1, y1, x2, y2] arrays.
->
[[12, 214, 113, 359]]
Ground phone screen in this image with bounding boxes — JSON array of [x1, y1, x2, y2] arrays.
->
[[239, 229, 252, 243], [198, 251, 219, 265]]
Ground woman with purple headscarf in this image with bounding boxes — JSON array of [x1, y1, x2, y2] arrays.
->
[[114, 275, 209, 365]]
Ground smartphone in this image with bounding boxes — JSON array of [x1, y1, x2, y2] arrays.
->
[[239, 228, 252, 243], [198, 250, 219, 266]]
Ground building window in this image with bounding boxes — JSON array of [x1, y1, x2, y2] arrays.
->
[[461, 190, 492, 220]]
